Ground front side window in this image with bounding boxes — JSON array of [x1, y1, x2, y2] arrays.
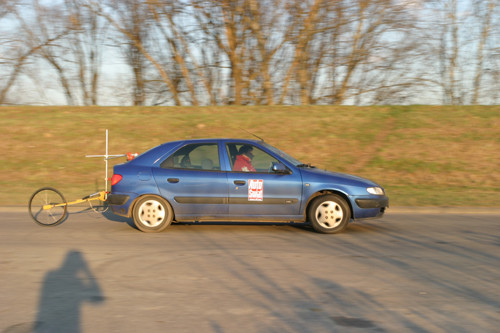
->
[[160, 143, 220, 170], [226, 143, 279, 173]]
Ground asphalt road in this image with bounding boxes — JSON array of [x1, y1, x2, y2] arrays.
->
[[1, 209, 499, 333]]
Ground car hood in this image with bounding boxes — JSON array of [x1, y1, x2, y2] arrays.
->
[[298, 167, 381, 188]]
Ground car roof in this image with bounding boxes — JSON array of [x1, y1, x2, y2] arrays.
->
[[131, 138, 265, 165], [166, 138, 262, 144]]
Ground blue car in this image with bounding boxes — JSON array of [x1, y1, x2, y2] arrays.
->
[[108, 139, 388, 233]]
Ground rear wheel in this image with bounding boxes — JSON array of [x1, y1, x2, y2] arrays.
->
[[309, 194, 350, 234], [29, 187, 67, 226], [132, 196, 173, 232]]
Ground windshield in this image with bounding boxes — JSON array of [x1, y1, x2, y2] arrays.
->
[[262, 142, 304, 166]]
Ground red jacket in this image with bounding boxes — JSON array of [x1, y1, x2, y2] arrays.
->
[[233, 154, 256, 172]]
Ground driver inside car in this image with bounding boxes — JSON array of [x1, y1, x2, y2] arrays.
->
[[232, 145, 256, 172]]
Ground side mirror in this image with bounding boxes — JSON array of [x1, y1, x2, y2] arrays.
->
[[271, 162, 290, 174]]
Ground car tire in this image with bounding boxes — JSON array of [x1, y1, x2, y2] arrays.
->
[[309, 194, 351, 234], [133, 196, 173, 233]]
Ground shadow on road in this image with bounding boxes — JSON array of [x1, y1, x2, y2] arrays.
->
[[33, 250, 104, 333]]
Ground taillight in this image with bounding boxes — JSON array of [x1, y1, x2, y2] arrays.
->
[[127, 152, 138, 161], [111, 174, 123, 186]]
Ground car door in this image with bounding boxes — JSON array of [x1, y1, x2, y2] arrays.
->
[[152, 142, 228, 221], [225, 143, 303, 221]]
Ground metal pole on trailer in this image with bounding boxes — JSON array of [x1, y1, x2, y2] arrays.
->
[[86, 129, 128, 199], [105, 129, 109, 194]]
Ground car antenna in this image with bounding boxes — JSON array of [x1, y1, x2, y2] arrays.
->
[[240, 128, 265, 142]]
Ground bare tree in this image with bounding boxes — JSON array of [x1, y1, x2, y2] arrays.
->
[[2, 0, 499, 106], [438, 0, 463, 104], [471, 0, 496, 104], [241, 0, 292, 105], [484, 1, 500, 104], [275, 0, 327, 105], [33, 1, 78, 104], [192, 0, 289, 105], [86, 0, 183, 105], [272, 0, 424, 105], [321, 0, 425, 105], [0, 1, 71, 104], [428, 0, 500, 105], [120, 0, 150, 106], [0, 0, 14, 19], [193, 0, 250, 105], [64, 0, 107, 105], [147, 1, 200, 105], [191, 0, 234, 104]]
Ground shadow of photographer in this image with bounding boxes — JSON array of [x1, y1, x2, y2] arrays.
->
[[34, 250, 104, 333]]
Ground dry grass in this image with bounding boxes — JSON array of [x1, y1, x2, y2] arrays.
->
[[1, 105, 499, 206]]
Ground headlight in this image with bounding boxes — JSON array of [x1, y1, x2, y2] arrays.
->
[[367, 187, 384, 195]]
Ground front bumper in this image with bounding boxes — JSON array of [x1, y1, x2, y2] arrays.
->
[[355, 196, 389, 209], [352, 195, 389, 219]]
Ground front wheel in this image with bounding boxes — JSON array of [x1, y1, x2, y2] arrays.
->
[[308, 194, 351, 234], [132, 196, 173, 232], [29, 187, 68, 226]]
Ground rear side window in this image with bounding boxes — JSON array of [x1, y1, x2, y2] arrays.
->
[[160, 143, 220, 170]]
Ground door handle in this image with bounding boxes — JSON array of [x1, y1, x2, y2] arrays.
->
[[234, 180, 246, 186], [167, 178, 179, 183]]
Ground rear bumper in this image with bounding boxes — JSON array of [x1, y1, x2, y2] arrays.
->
[[107, 194, 130, 206], [107, 194, 131, 217]]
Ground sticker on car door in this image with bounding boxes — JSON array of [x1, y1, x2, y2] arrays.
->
[[248, 179, 263, 201]]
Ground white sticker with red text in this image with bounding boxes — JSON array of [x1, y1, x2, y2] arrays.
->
[[248, 179, 264, 201]]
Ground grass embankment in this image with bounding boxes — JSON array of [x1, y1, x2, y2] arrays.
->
[[1, 105, 499, 207]]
